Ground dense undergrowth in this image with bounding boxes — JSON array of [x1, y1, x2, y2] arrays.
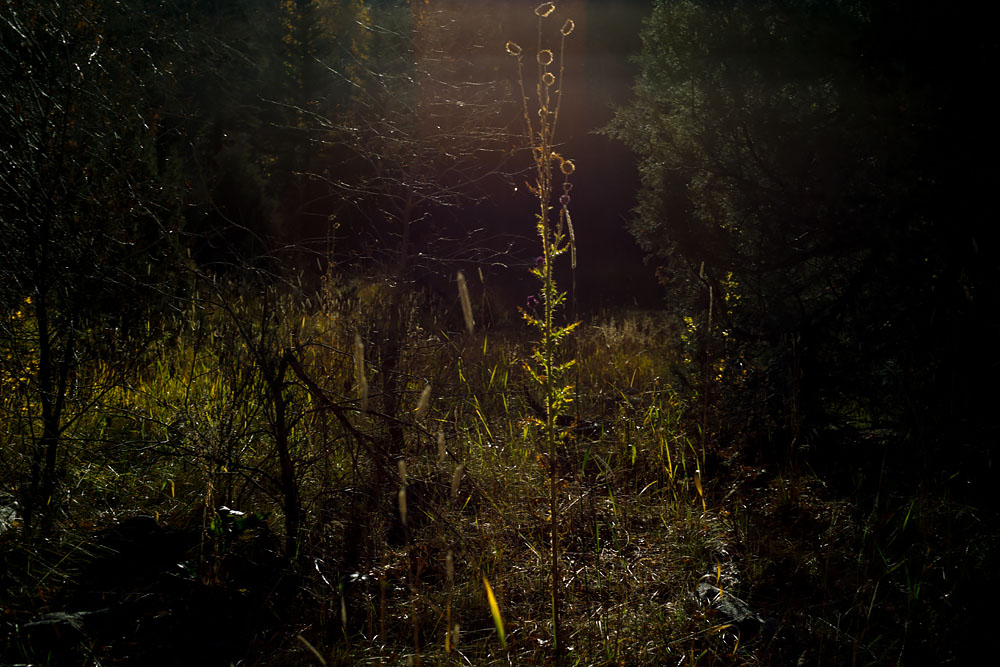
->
[[2, 1, 994, 665], [1, 280, 989, 665]]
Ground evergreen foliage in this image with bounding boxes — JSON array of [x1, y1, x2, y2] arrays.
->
[[605, 0, 998, 455]]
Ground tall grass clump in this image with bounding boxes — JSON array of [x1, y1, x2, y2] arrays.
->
[[507, 2, 577, 660]]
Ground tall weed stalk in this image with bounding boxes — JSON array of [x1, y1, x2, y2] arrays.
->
[[507, 3, 577, 659]]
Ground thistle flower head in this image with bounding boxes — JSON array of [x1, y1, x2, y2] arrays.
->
[[542, 72, 555, 86], [560, 159, 576, 175], [561, 18, 575, 36], [535, 2, 556, 18], [505, 40, 522, 57], [537, 49, 553, 66]]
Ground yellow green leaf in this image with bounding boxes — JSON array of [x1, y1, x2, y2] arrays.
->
[[483, 576, 507, 649]]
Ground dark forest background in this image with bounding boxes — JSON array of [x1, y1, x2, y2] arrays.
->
[[2, 0, 997, 664]]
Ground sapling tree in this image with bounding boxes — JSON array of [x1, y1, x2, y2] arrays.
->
[[0, 0, 183, 536], [296, 6, 523, 566], [190, 274, 314, 559], [603, 0, 995, 452], [506, 2, 578, 659]]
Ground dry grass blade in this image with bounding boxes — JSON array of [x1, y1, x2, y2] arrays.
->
[[483, 576, 507, 650], [297, 634, 328, 665]]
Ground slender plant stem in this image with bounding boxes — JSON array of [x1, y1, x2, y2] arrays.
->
[[507, 9, 576, 660]]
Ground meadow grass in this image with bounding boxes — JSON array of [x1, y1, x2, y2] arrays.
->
[[1, 281, 975, 666]]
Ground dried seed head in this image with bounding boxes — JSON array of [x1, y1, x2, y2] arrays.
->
[[457, 271, 474, 334], [415, 383, 431, 421], [398, 487, 407, 527], [451, 463, 465, 501], [561, 18, 575, 36], [354, 332, 368, 412], [437, 429, 446, 462], [535, 2, 555, 18], [560, 159, 576, 175], [542, 72, 555, 86], [505, 40, 522, 57], [537, 49, 553, 66], [566, 206, 577, 270], [446, 549, 454, 585]]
